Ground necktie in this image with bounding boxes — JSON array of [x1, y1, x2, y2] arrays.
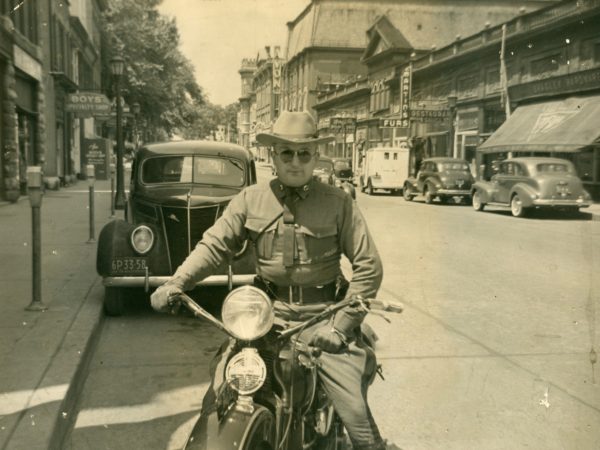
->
[[282, 187, 297, 267]]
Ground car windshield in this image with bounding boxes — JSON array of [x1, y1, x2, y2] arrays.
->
[[141, 155, 245, 186], [438, 162, 469, 171], [334, 160, 351, 170], [314, 160, 333, 171], [536, 163, 572, 174]]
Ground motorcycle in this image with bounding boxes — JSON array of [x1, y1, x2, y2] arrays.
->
[[173, 285, 403, 450]]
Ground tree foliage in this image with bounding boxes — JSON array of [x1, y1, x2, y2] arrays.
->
[[102, 0, 205, 140]]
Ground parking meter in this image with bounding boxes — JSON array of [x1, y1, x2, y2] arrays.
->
[[87, 165, 96, 242], [26, 166, 47, 311]]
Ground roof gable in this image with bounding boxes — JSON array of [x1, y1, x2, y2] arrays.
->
[[363, 14, 413, 60]]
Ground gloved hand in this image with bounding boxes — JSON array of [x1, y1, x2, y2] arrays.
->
[[309, 326, 348, 354], [151, 281, 183, 313]]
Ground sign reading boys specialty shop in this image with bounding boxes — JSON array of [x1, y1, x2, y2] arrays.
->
[[66, 92, 112, 117]]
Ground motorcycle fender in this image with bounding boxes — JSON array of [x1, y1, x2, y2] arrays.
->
[[185, 405, 275, 450]]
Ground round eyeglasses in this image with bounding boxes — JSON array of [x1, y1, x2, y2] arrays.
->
[[275, 149, 316, 164]]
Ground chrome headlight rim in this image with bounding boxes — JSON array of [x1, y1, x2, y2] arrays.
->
[[222, 285, 274, 341], [130, 225, 154, 255]]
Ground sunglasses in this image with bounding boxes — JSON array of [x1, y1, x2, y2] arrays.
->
[[274, 148, 317, 164]]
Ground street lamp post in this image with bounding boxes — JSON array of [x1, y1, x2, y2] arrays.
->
[[447, 95, 458, 158], [132, 102, 140, 150], [111, 55, 126, 210]]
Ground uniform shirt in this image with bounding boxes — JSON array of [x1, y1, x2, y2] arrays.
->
[[173, 178, 383, 300]]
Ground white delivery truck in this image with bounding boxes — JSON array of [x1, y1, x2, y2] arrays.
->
[[359, 144, 410, 195]]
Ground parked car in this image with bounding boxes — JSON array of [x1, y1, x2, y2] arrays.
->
[[331, 157, 353, 184], [403, 157, 473, 204], [360, 146, 410, 195], [313, 156, 356, 198], [96, 141, 257, 315], [471, 157, 592, 217], [312, 157, 335, 185]]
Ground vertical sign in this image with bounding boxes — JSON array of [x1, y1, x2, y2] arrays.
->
[[272, 60, 281, 92], [399, 65, 411, 128]]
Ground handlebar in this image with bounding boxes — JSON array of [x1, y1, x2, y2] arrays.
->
[[169, 292, 403, 342]]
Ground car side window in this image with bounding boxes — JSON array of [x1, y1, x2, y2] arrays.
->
[[514, 164, 525, 176]]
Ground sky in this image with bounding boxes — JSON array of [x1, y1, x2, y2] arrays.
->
[[157, 0, 309, 106]]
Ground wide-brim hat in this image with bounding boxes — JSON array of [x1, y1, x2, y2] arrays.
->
[[256, 111, 334, 146]]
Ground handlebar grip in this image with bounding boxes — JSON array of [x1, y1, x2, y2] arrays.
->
[[368, 299, 404, 313]]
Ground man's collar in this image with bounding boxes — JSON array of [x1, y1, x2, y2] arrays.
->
[[272, 179, 313, 200]]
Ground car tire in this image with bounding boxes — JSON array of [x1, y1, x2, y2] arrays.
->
[[510, 194, 527, 217], [366, 179, 374, 196], [424, 186, 433, 204], [403, 185, 413, 201], [104, 287, 125, 316], [472, 191, 485, 211]]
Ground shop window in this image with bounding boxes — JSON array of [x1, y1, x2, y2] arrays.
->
[[573, 148, 594, 181]]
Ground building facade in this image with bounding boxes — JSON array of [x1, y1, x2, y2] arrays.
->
[[299, 0, 558, 162], [407, 0, 600, 198], [237, 58, 256, 151], [0, 0, 105, 202], [251, 46, 283, 161], [0, 1, 46, 201]]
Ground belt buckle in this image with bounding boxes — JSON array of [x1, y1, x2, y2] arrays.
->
[[288, 286, 303, 305]]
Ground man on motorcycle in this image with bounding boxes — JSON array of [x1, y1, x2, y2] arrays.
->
[[152, 111, 395, 450]]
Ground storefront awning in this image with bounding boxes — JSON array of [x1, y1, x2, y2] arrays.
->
[[478, 95, 600, 154]]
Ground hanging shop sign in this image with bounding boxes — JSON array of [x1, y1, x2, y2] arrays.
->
[[330, 117, 356, 133], [66, 92, 112, 117], [409, 109, 449, 123], [397, 66, 411, 128]]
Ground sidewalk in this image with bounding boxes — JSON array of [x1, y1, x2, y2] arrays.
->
[[0, 179, 117, 450]]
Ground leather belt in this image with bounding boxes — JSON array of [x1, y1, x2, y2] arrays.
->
[[256, 277, 337, 305]]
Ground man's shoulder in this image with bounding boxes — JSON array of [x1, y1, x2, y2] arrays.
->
[[242, 181, 276, 196]]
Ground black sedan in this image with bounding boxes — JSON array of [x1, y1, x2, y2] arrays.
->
[[96, 141, 257, 315]]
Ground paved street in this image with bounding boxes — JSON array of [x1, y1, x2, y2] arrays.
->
[[61, 166, 600, 449]]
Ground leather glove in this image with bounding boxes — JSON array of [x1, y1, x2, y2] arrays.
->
[[151, 281, 183, 313], [309, 326, 348, 354]]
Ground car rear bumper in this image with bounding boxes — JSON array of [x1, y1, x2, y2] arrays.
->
[[532, 198, 591, 208], [103, 274, 256, 290], [437, 189, 471, 196]]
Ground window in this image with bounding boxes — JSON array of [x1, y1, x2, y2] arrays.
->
[[536, 163, 572, 174], [393, 153, 398, 160], [142, 156, 245, 186], [530, 54, 561, 75], [384, 152, 389, 160]]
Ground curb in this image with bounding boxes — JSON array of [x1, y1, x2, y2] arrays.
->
[[50, 282, 105, 450], [5, 281, 105, 450]]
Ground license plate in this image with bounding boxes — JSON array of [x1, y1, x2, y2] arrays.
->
[[111, 257, 147, 274]]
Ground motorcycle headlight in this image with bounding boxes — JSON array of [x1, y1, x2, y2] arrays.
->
[[222, 286, 274, 341], [130, 225, 154, 254], [226, 347, 267, 395]]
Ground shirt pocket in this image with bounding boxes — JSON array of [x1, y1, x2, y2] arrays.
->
[[297, 224, 338, 264], [246, 217, 278, 259]]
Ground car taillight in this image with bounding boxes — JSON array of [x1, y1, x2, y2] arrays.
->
[[131, 225, 154, 254]]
